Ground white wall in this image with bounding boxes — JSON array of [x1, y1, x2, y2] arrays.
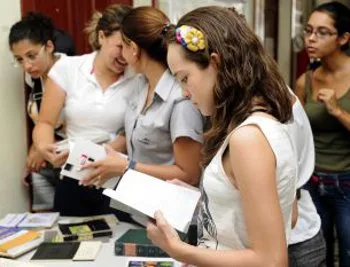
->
[[277, 0, 292, 86], [0, 0, 29, 217]]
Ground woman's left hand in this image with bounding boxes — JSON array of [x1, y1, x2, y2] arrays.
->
[[80, 144, 128, 188], [317, 88, 342, 116], [147, 211, 183, 258]]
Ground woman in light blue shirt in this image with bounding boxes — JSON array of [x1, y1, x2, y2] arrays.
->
[[81, 7, 203, 187]]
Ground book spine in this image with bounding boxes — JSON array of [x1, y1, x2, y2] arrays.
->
[[63, 231, 112, 242], [114, 242, 169, 257]]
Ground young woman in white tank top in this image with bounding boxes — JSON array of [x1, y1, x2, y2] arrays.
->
[[145, 6, 298, 267]]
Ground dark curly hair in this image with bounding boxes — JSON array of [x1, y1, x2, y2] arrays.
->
[[9, 12, 55, 47], [313, 1, 350, 51]]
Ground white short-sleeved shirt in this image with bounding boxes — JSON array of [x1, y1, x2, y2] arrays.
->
[[198, 116, 297, 250], [288, 92, 321, 245], [124, 69, 203, 165], [48, 52, 139, 141]]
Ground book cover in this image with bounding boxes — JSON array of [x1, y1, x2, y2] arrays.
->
[[31, 242, 80, 260], [128, 259, 175, 267], [31, 241, 101, 261], [0, 227, 23, 240], [58, 218, 112, 241], [0, 230, 42, 258], [18, 213, 59, 228], [115, 229, 169, 257]]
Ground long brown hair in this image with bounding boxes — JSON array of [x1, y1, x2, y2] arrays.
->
[[167, 6, 292, 165], [121, 6, 171, 66], [85, 4, 132, 50]]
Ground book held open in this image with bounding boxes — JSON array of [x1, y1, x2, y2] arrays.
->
[[103, 169, 201, 233]]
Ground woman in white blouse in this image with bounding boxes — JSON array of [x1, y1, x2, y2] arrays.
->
[[33, 4, 138, 217]]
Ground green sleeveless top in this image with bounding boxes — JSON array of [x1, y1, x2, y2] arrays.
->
[[304, 71, 350, 172]]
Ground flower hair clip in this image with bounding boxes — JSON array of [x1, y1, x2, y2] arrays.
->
[[175, 25, 205, 52]]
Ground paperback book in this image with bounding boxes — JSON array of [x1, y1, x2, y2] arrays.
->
[[0, 213, 59, 228], [0, 229, 43, 258], [31, 241, 101, 261]]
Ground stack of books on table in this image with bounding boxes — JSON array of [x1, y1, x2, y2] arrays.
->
[[0, 226, 43, 258], [0, 212, 59, 258], [29, 215, 118, 262]]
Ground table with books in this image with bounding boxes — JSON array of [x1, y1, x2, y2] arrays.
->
[[0, 213, 181, 267]]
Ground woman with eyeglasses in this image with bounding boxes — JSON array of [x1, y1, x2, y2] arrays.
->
[[8, 12, 71, 212], [295, 2, 350, 267]]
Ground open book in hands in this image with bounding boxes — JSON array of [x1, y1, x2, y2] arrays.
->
[[103, 169, 201, 233]]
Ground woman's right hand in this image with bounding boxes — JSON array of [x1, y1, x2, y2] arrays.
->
[[37, 143, 69, 168], [22, 145, 46, 186], [26, 144, 47, 173]]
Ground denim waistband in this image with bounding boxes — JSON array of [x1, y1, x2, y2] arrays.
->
[[311, 171, 350, 186], [313, 170, 350, 179]]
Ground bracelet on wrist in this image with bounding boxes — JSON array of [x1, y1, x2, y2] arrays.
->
[[123, 159, 137, 173], [128, 159, 137, 170]]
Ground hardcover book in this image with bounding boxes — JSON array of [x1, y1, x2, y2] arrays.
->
[[115, 229, 184, 258]]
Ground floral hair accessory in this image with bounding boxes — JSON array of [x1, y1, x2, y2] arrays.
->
[[175, 25, 205, 52]]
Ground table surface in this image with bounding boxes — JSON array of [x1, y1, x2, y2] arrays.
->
[[16, 221, 181, 267]]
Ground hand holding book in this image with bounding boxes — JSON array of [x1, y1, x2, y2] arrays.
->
[[103, 170, 201, 233], [80, 144, 128, 188], [147, 211, 184, 259], [60, 140, 126, 189]]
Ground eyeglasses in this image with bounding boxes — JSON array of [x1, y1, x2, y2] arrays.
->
[[12, 46, 45, 68], [303, 27, 338, 39]]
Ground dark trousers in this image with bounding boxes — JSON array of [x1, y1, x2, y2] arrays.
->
[[54, 177, 134, 223], [288, 230, 326, 267], [53, 177, 111, 216], [305, 171, 350, 267]]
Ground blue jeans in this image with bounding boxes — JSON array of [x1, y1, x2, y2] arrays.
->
[[305, 171, 350, 267]]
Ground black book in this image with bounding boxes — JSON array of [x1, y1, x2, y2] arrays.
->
[[58, 218, 112, 241], [31, 242, 80, 260]]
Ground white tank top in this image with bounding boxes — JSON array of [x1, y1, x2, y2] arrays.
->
[[198, 115, 297, 250]]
